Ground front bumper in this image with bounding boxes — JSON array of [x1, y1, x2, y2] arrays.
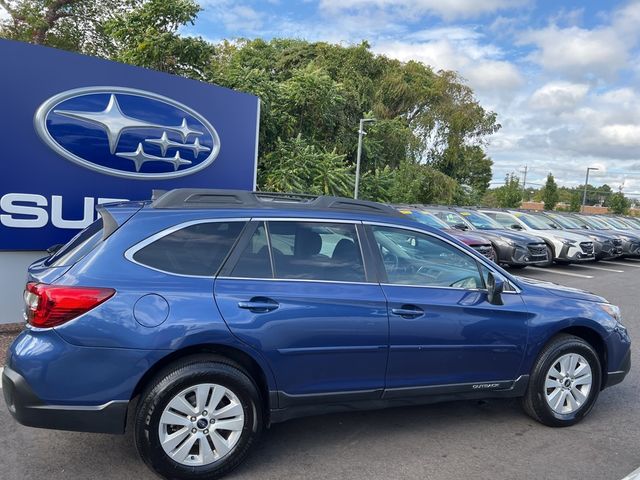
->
[[2, 365, 128, 434], [621, 240, 640, 257], [603, 347, 631, 389], [557, 243, 595, 262], [497, 244, 549, 266]]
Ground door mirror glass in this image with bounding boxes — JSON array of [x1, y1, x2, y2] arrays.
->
[[487, 271, 505, 305], [453, 223, 468, 231]]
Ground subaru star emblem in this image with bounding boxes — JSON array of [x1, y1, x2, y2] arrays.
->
[[34, 86, 221, 179]]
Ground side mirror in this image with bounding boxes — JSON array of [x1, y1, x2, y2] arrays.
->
[[46, 243, 63, 255], [511, 224, 523, 231], [453, 223, 468, 231], [487, 271, 505, 306]]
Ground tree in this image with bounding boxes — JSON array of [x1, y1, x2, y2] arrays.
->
[[495, 173, 522, 208], [388, 161, 457, 205], [609, 190, 630, 214], [542, 173, 559, 211], [0, 0, 136, 54], [260, 135, 354, 197], [102, 0, 213, 79], [569, 193, 582, 212]]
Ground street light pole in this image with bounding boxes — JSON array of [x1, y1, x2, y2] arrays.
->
[[354, 118, 376, 199], [582, 167, 599, 210]]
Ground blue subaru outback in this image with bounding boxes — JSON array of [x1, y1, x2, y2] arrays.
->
[[3, 189, 631, 479]]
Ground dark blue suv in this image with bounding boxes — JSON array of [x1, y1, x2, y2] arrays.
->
[[3, 189, 631, 480]]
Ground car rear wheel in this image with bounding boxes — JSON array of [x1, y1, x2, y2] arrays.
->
[[522, 334, 601, 427], [134, 356, 263, 480]]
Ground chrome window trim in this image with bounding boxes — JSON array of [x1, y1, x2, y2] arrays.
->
[[217, 276, 374, 286], [124, 218, 251, 278], [363, 220, 522, 294]]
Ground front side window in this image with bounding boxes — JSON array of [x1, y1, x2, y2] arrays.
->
[[133, 221, 245, 276], [267, 221, 365, 282], [458, 211, 503, 230], [371, 226, 483, 289]]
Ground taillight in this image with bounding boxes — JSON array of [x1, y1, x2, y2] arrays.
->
[[24, 282, 115, 328]]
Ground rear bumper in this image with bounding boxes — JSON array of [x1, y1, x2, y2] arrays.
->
[[2, 365, 128, 434]]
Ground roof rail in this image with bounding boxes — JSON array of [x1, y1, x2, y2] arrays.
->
[[151, 189, 403, 217]]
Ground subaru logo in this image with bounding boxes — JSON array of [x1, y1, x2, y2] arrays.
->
[[34, 86, 221, 179]]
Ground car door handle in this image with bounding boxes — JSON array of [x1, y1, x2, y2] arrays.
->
[[237, 297, 279, 313], [391, 305, 424, 319]]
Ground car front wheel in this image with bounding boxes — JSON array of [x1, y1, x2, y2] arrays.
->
[[522, 334, 601, 427], [134, 356, 263, 480]]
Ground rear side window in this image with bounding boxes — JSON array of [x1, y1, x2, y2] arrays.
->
[[133, 221, 245, 276], [267, 221, 365, 282], [47, 218, 104, 267]]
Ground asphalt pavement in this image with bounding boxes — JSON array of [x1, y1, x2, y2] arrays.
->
[[1, 260, 639, 480]]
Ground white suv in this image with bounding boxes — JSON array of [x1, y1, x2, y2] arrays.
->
[[480, 210, 595, 263]]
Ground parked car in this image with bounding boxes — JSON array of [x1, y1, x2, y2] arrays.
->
[[422, 206, 550, 268], [570, 215, 640, 258], [3, 190, 630, 480], [479, 209, 595, 263], [395, 207, 496, 261], [533, 212, 623, 260]]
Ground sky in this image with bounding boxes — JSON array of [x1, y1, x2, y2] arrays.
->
[[185, 0, 640, 196]]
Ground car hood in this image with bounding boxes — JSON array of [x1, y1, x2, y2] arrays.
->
[[610, 230, 640, 242], [445, 229, 489, 245], [566, 229, 615, 242], [530, 229, 592, 242], [476, 229, 545, 244], [516, 276, 606, 303]]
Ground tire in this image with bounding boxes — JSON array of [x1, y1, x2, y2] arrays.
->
[[134, 355, 263, 480], [540, 245, 554, 267], [522, 334, 601, 427], [509, 264, 527, 269]]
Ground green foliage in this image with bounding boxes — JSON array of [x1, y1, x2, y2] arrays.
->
[[260, 135, 353, 197], [494, 173, 522, 208], [359, 166, 395, 203], [609, 191, 631, 215], [569, 193, 582, 212], [388, 161, 457, 205], [541, 173, 559, 211], [0, 0, 137, 54], [102, 0, 213, 79]]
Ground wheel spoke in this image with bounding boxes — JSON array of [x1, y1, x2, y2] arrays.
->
[[565, 391, 579, 411], [571, 386, 587, 404], [559, 355, 571, 376], [201, 435, 216, 464], [567, 354, 578, 376], [209, 430, 231, 457], [547, 365, 562, 380], [168, 395, 197, 416], [213, 402, 243, 419], [573, 373, 592, 386], [161, 427, 190, 452], [207, 385, 226, 411], [546, 387, 563, 406], [170, 433, 199, 463], [160, 409, 191, 427], [195, 384, 210, 413], [553, 390, 567, 411], [573, 362, 590, 378], [545, 378, 561, 390], [214, 417, 244, 432]]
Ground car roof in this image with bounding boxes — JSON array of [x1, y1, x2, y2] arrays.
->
[[149, 189, 404, 219]]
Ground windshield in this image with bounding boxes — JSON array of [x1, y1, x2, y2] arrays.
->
[[601, 217, 629, 229], [547, 214, 580, 229], [406, 210, 450, 229], [514, 212, 551, 230], [457, 210, 503, 230], [530, 214, 561, 229], [585, 216, 611, 230]]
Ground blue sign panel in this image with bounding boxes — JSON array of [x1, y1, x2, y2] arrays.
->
[[0, 39, 259, 250]]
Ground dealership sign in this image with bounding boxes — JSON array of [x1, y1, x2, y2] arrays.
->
[[0, 40, 259, 250]]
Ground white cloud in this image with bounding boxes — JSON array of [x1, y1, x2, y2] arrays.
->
[[319, 0, 529, 21], [199, 1, 263, 32], [529, 82, 589, 113], [374, 27, 523, 99], [521, 25, 628, 80], [0, 5, 10, 22]]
